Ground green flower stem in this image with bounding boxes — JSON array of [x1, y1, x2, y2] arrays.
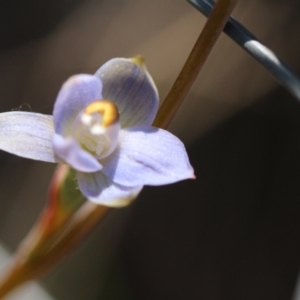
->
[[0, 216, 52, 298], [0, 167, 110, 299], [25, 202, 111, 280], [153, 0, 238, 129], [0, 166, 73, 298], [0, 202, 110, 292], [0, 259, 29, 299]]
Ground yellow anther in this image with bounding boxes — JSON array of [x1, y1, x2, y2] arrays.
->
[[85, 100, 119, 127], [130, 55, 145, 68]]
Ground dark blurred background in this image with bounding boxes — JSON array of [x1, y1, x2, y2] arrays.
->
[[1, 0, 300, 299]]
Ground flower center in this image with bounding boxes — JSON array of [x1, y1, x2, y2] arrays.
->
[[73, 100, 120, 159]]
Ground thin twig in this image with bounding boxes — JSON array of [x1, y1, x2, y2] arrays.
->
[[153, 0, 238, 129]]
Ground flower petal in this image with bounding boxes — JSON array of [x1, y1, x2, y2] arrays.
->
[[102, 126, 195, 186], [95, 58, 159, 128], [53, 134, 102, 172], [77, 171, 142, 207], [53, 74, 102, 136], [0, 111, 57, 162]]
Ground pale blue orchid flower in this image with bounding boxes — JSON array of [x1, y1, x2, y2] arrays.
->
[[0, 57, 194, 207]]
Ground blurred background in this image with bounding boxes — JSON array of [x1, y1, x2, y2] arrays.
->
[[1, 0, 300, 299]]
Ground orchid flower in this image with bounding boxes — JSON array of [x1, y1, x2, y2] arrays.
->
[[0, 57, 194, 207]]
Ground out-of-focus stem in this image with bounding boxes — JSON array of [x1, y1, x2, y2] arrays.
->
[[153, 0, 238, 129], [28, 202, 111, 279], [0, 196, 110, 299], [0, 261, 29, 299], [0, 222, 46, 298]]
